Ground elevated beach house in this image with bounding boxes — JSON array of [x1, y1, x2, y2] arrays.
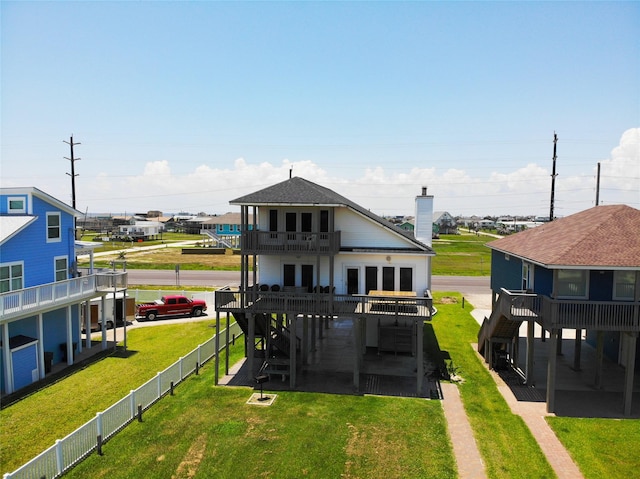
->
[[479, 204, 640, 415], [0, 187, 127, 396], [215, 177, 435, 395]]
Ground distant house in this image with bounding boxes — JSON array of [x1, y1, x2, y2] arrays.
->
[[433, 211, 458, 234], [0, 187, 127, 396], [215, 178, 435, 395], [479, 205, 640, 415], [200, 212, 254, 248]]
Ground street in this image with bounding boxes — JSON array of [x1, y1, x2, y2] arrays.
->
[[125, 269, 490, 295]]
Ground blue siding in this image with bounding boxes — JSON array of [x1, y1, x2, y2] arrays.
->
[[1, 193, 75, 287], [490, 251, 522, 293], [533, 267, 553, 296], [12, 344, 38, 391]]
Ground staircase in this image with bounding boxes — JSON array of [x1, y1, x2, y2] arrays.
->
[[232, 312, 300, 379], [200, 230, 233, 248], [477, 291, 525, 361]]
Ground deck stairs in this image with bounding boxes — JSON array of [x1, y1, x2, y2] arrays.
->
[[232, 312, 300, 379], [201, 230, 233, 248], [477, 291, 524, 360]]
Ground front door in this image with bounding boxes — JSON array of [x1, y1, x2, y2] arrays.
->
[[347, 268, 359, 294], [301, 264, 314, 293]]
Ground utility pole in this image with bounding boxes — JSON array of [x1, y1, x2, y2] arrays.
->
[[595, 162, 601, 206], [549, 132, 558, 221], [64, 135, 81, 209]]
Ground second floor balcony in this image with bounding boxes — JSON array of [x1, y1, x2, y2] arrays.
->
[[496, 289, 640, 332], [0, 271, 128, 323], [241, 230, 341, 256]]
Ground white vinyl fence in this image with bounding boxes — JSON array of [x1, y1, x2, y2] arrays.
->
[[4, 321, 243, 479]]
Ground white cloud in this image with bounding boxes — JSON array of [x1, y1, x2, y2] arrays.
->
[[58, 128, 640, 217]]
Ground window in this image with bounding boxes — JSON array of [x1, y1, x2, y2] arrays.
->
[[285, 212, 297, 232], [382, 267, 395, 291], [269, 210, 278, 232], [365, 266, 378, 294], [320, 210, 329, 233], [46, 212, 61, 242], [283, 264, 295, 287], [1, 262, 23, 292], [301, 213, 312, 233], [55, 256, 68, 281], [8, 197, 26, 214], [556, 269, 588, 298], [613, 271, 636, 300], [400, 268, 413, 292]]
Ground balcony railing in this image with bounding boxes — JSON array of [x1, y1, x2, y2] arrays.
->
[[0, 271, 128, 322], [240, 231, 341, 255], [499, 289, 640, 332], [215, 286, 432, 321]]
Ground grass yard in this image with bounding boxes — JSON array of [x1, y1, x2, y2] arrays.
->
[[80, 231, 494, 275], [66, 384, 455, 479], [431, 233, 493, 276], [0, 319, 225, 472], [546, 417, 640, 479], [431, 292, 555, 479]]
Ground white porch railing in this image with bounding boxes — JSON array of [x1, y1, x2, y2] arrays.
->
[[0, 272, 127, 322]]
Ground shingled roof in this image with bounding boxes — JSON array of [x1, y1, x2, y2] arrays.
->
[[487, 204, 640, 268], [230, 176, 434, 253]]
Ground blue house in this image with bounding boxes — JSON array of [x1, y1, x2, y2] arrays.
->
[[0, 187, 127, 396], [199, 212, 254, 248], [479, 204, 640, 415]]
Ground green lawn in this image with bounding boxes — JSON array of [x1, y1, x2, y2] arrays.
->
[[431, 233, 492, 276], [4, 291, 638, 478]]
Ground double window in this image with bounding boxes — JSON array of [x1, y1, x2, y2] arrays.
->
[[613, 271, 636, 301], [1, 262, 24, 292], [556, 270, 588, 298]]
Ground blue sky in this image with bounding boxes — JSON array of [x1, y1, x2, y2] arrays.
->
[[2, 1, 638, 217]]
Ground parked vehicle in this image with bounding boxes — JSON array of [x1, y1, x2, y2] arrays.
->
[[135, 295, 207, 321]]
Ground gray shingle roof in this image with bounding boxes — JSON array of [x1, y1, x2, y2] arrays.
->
[[231, 177, 434, 253], [487, 204, 640, 268]]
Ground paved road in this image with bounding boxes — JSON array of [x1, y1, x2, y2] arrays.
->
[[126, 269, 490, 294]]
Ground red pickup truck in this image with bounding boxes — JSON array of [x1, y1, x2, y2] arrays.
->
[[135, 295, 207, 321]]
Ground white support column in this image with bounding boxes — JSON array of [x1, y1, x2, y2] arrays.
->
[[623, 333, 637, 417], [2, 322, 13, 394], [84, 302, 91, 350], [546, 329, 558, 413], [101, 295, 107, 350], [76, 303, 82, 353], [66, 305, 73, 365], [37, 313, 45, 379]]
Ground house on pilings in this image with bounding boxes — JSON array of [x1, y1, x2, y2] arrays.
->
[[479, 204, 640, 416], [214, 177, 436, 396]]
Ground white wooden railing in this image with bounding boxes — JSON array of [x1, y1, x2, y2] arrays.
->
[[3, 321, 243, 479], [0, 272, 127, 322]]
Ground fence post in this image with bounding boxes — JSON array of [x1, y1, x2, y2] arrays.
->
[[97, 434, 103, 456], [138, 404, 143, 422], [55, 439, 63, 476], [157, 372, 162, 399], [130, 390, 136, 420], [197, 344, 202, 367], [179, 357, 183, 380]]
